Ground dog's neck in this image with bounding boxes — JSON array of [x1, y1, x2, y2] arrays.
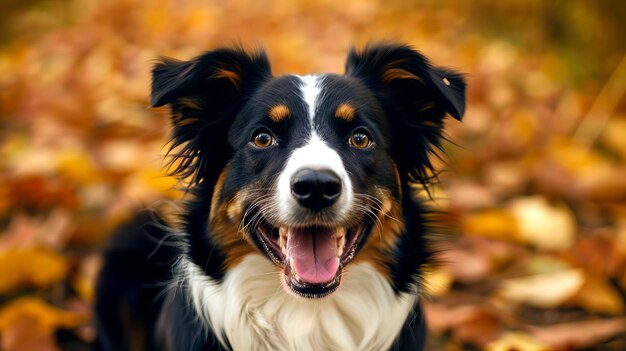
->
[[181, 254, 417, 351]]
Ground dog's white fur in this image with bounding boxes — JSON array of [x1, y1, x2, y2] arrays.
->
[[182, 254, 416, 351]]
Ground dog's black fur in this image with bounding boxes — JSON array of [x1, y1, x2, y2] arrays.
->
[[95, 43, 465, 351]]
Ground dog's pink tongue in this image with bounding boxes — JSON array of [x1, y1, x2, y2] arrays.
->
[[287, 228, 339, 284]]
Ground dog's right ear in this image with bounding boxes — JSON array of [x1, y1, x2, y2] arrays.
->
[[151, 47, 272, 185], [151, 47, 271, 107]]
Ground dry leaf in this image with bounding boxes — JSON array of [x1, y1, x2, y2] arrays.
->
[[568, 274, 625, 315], [509, 196, 576, 250], [0, 297, 87, 351], [1, 314, 58, 351], [454, 311, 502, 346], [0, 297, 87, 333], [528, 318, 626, 349], [0, 248, 68, 294], [487, 332, 549, 351], [424, 269, 454, 296], [499, 269, 584, 308], [72, 255, 103, 303], [425, 303, 484, 334], [463, 209, 518, 241]]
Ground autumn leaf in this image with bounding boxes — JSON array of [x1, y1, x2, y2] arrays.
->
[[487, 332, 549, 351], [0, 297, 88, 351], [528, 318, 626, 349], [0, 248, 68, 294], [499, 269, 584, 309]]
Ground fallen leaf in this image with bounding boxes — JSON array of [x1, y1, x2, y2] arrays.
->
[[463, 209, 519, 241], [1, 314, 58, 351], [528, 317, 626, 349], [0, 210, 74, 251], [0, 248, 68, 294], [568, 274, 625, 315], [0, 297, 87, 333], [425, 302, 484, 334], [439, 247, 493, 284], [499, 269, 584, 308], [454, 310, 502, 346], [601, 117, 626, 160], [487, 332, 549, 351], [509, 196, 576, 250], [72, 255, 102, 303]]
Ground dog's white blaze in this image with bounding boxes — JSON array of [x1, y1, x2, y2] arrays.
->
[[299, 74, 321, 124], [184, 254, 416, 351]]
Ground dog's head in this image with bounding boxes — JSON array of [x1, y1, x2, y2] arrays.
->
[[152, 43, 465, 298]]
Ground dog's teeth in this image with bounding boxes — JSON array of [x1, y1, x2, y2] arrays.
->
[[337, 235, 346, 257], [289, 256, 295, 270], [279, 227, 288, 239], [336, 227, 347, 237], [280, 235, 287, 255]]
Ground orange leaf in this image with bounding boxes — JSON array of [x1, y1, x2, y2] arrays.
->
[[0, 248, 68, 294], [0, 297, 87, 334]]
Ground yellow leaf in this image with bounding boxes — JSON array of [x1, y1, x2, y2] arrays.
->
[[72, 255, 102, 303], [509, 196, 576, 250], [423, 268, 454, 296], [601, 117, 626, 160], [0, 248, 68, 294], [463, 210, 518, 241], [487, 332, 549, 351], [569, 274, 625, 315], [0, 297, 87, 335]]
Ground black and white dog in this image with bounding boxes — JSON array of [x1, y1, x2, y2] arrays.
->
[[95, 43, 465, 351]]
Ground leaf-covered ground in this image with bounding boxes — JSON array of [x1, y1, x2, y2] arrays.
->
[[1, 1, 625, 350]]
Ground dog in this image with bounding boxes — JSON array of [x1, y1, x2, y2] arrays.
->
[[94, 42, 465, 351]]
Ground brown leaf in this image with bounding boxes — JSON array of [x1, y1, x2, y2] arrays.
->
[[528, 318, 626, 349], [1, 314, 59, 351], [454, 311, 502, 346], [0, 210, 74, 251], [425, 302, 484, 334], [0, 297, 87, 341]]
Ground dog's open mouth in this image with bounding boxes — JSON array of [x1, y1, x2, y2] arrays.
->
[[252, 217, 370, 298]]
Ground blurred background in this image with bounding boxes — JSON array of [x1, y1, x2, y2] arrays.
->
[[1, 0, 625, 350]]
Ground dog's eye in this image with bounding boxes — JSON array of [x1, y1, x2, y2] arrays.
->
[[349, 130, 372, 149], [252, 131, 275, 148]]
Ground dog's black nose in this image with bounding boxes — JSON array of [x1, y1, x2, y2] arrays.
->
[[291, 169, 342, 211]]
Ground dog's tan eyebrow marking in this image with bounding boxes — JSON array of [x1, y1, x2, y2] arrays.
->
[[268, 104, 290, 122], [442, 77, 450, 86], [335, 103, 356, 121]]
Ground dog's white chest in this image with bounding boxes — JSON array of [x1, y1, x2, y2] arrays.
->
[[184, 254, 416, 351]]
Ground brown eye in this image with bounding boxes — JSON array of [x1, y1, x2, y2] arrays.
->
[[253, 131, 274, 148], [349, 130, 371, 149]]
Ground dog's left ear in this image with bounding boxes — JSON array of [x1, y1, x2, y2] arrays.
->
[[345, 43, 465, 120], [345, 43, 466, 184]]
